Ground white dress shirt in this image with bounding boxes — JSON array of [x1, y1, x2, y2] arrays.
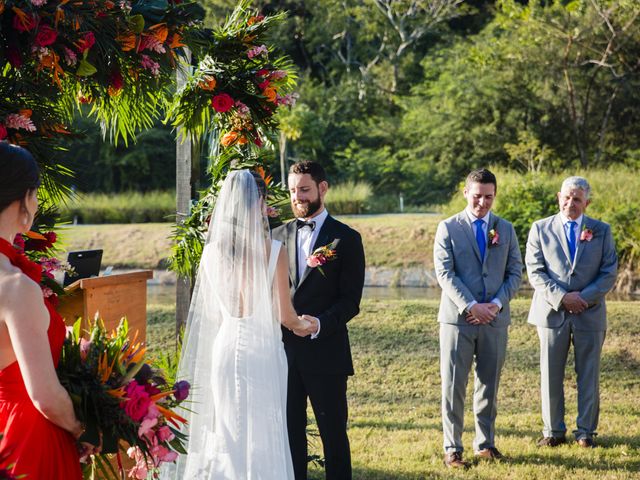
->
[[295, 208, 328, 338]]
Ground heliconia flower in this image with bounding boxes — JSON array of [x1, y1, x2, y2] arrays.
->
[[0, 124, 7, 140], [5, 113, 36, 132], [63, 47, 77, 66], [140, 55, 160, 76], [247, 44, 268, 59], [211, 93, 234, 113]]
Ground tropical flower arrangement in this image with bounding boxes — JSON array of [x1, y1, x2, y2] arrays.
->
[[306, 240, 339, 276], [57, 318, 190, 479]]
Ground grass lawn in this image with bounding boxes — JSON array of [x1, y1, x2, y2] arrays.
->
[[146, 299, 640, 479], [60, 214, 442, 270]]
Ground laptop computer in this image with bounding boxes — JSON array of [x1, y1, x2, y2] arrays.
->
[[63, 249, 103, 287]]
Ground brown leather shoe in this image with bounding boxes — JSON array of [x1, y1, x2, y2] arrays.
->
[[576, 437, 596, 448], [443, 451, 468, 468], [537, 436, 567, 447], [475, 447, 504, 460]]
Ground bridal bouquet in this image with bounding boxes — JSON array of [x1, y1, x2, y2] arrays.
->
[[57, 318, 190, 479]]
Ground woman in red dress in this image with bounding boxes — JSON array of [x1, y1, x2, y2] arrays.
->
[[0, 143, 84, 479]]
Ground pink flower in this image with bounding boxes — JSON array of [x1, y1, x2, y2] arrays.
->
[[138, 417, 158, 439], [144, 403, 160, 420], [156, 425, 175, 443], [34, 25, 57, 47], [79, 338, 91, 361], [139, 35, 166, 54], [122, 381, 152, 422], [234, 101, 250, 116], [140, 55, 160, 77], [488, 229, 499, 246], [42, 286, 54, 298], [30, 0, 48, 5], [211, 93, 234, 113], [270, 70, 287, 80], [276, 93, 299, 107], [127, 463, 148, 480], [580, 228, 593, 242], [247, 44, 268, 59], [307, 256, 322, 268], [63, 47, 77, 66], [5, 113, 36, 132], [151, 444, 178, 463]]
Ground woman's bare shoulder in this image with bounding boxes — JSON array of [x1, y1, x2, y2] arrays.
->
[[0, 269, 43, 318]]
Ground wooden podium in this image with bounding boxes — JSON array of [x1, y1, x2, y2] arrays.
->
[[57, 271, 153, 342]]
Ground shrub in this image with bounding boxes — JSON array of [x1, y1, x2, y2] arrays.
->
[[60, 191, 176, 224], [324, 181, 372, 214]]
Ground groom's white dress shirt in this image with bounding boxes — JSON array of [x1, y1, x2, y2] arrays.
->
[[465, 209, 502, 312], [296, 207, 328, 338]]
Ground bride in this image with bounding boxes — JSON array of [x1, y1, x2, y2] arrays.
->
[[160, 170, 309, 479]]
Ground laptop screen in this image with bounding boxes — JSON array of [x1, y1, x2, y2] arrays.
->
[[63, 249, 103, 287]]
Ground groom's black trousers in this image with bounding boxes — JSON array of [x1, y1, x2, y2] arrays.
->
[[287, 367, 351, 480]]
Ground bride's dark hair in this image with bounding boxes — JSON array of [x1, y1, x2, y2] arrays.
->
[[0, 143, 40, 213]]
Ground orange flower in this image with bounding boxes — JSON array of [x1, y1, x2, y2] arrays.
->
[[0, 1, 5, 15], [104, 0, 114, 8], [116, 32, 137, 52], [221, 131, 239, 147], [263, 87, 277, 103], [107, 85, 123, 97], [148, 23, 168, 43], [237, 135, 248, 145], [247, 15, 264, 26], [19, 109, 32, 118], [198, 76, 216, 91], [169, 33, 185, 49]]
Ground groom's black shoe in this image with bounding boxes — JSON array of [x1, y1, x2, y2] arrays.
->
[[443, 451, 468, 468], [537, 436, 567, 447]]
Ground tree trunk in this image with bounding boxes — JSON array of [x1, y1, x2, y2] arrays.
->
[[175, 51, 192, 337], [279, 130, 287, 186]]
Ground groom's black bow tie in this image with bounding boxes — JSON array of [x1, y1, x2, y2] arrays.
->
[[296, 219, 316, 231]]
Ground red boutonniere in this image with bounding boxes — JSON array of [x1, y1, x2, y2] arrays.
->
[[306, 239, 339, 276], [580, 225, 593, 242], [488, 228, 499, 246]]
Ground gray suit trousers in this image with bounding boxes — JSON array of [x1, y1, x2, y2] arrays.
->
[[440, 323, 508, 453], [537, 323, 606, 439]]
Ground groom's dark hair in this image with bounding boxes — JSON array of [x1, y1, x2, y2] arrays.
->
[[466, 168, 497, 192], [289, 161, 327, 186]]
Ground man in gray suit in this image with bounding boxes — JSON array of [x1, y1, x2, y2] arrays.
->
[[526, 176, 617, 448], [434, 168, 522, 468]]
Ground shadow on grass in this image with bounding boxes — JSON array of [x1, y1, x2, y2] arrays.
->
[[504, 449, 640, 472], [351, 418, 442, 431]]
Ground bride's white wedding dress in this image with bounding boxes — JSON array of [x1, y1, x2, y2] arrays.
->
[[160, 171, 294, 480]]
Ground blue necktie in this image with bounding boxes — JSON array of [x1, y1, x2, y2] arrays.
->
[[567, 221, 577, 261], [474, 219, 486, 260]]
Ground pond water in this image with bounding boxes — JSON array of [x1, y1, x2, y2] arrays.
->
[[147, 283, 638, 306]]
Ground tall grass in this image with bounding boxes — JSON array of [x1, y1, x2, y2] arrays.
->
[[60, 191, 175, 224], [325, 181, 372, 214], [443, 167, 640, 292]]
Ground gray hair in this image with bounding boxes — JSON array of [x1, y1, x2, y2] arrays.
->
[[561, 176, 591, 199]]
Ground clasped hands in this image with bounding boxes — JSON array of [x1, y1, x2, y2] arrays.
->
[[562, 291, 588, 314], [465, 303, 500, 325], [293, 314, 319, 337]]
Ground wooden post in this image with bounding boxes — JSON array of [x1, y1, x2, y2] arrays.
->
[[176, 51, 192, 336]]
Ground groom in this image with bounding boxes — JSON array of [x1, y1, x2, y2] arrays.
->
[[433, 168, 522, 468], [273, 161, 365, 480]]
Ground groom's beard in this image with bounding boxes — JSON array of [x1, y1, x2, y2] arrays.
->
[[292, 196, 321, 219]]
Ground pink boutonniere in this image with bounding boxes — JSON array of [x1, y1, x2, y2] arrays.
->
[[488, 228, 499, 246], [580, 225, 593, 242], [306, 239, 339, 276]]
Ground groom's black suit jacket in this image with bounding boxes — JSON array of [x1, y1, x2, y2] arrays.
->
[[273, 215, 365, 376]]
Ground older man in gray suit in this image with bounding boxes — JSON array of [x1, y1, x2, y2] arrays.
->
[[434, 168, 522, 468], [526, 176, 617, 449]]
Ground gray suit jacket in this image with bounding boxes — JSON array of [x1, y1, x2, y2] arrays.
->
[[434, 211, 522, 327], [526, 214, 617, 331]]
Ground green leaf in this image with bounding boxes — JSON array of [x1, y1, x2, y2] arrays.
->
[[76, 59, 98, 77], [128, 14, 145, 34]]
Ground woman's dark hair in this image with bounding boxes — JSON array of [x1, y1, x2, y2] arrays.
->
[[250, 171, 267, 198], [0, 143, 40, 213]]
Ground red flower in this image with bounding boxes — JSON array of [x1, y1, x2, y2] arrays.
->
[[12, 13, 38, 32], [122, 381, 152, 422], [76, 31, 96, 53], [35, 25, 58, 47], [109, 69, 124, 91], [258, 79, 270, 90], [6, 46, 22, 68], [211, 93, 234, 113], [256, 68, 269, 77], [0, 124, 7, 140]]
